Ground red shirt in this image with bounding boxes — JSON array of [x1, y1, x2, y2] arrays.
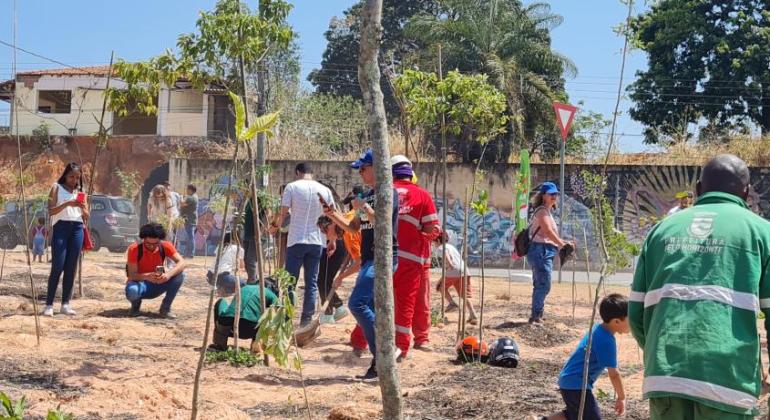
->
[[126, 241, 177, 279], [394, 179, 439, 267]]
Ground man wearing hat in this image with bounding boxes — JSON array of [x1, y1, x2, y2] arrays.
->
[[391, 154, 441, 357], [667, 191, 694, 216], [321, 149, 400, 379]]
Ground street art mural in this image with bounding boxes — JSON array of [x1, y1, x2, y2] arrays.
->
[[167, 159, 770, 268]]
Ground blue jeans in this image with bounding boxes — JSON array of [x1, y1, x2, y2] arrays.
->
[[125, 273, 185, 312], [184, 223, 195, 257], [46, 221, 84, 306], [348, 259, 397, 357], [527, 242, 557, 319], [284, 243, 323, 324]]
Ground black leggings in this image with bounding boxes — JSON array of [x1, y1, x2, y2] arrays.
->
[[318, 239, 348, 315]]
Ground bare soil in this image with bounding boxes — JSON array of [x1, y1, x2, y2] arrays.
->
[[0, 250, 767, 419]]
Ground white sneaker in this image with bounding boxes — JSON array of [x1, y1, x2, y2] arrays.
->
[[60, 304, 76, 316], [42, 305, 54, 317]]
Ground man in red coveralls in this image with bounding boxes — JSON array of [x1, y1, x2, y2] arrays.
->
[[391, 155, 441, 359]]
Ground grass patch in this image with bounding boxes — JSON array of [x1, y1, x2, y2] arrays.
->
[[205, 348, 262, 368]]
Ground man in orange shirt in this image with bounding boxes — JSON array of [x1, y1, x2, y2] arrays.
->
[[125, 223, 187, 319]]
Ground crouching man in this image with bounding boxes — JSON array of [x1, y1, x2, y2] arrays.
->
[[210, 284, 278, 351], [125, 223, 187, 319]]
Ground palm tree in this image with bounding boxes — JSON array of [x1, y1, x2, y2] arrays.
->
[[408, 0, 576, 156]]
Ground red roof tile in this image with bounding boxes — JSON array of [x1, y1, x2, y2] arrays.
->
[[16, 65, 113, 77]]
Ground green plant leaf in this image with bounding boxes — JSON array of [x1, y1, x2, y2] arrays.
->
[[229, 91, 246, 139], [242, 111, 281, 142]]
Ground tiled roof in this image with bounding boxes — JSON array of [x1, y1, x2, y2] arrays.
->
[[16, 65, 113, 77]]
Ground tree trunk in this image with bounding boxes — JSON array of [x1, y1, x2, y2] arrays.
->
[[358, 1, 403, 418]]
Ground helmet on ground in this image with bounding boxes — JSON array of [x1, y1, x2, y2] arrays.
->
[[487, 336, 520, 368], [456, 336, 489, 363]]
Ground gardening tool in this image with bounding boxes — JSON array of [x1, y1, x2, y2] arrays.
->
[[294, 253, 338, 348]]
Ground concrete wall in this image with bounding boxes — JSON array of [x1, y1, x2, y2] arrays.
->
[[157, 89, 208, 137], [12, 75, 124, 136], [168, 158, 770, 268]]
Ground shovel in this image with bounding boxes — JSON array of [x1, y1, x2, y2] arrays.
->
[[294, 255, 339, 348]]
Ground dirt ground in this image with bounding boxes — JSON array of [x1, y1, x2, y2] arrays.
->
[[1, 250, 768, 420]]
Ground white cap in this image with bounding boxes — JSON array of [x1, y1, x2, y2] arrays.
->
[[390, 154, 412, 167]]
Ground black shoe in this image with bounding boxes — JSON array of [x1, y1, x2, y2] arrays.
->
[[129, 302, 141, 317], [159, 309, 177, 319], [356, 361, 377, 380]]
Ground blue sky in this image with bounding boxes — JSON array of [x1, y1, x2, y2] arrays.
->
[[0, 0, 652, 152]]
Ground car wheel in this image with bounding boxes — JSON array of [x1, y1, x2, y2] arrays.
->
[[89, 230, 102, 252], [0, 226, 18, 249]]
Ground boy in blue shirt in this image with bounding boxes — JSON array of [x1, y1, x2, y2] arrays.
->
[[542, 293, 629, 420]]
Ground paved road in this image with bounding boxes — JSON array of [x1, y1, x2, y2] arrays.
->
[[430, 267, 634, 286]]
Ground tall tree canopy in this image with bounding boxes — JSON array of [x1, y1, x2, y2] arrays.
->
[[308, 1, 439, 114], [407, 0, 576, 161], [628, 0, 770, 144]]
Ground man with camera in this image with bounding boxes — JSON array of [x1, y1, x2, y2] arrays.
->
[[125, 223, 187, 319]]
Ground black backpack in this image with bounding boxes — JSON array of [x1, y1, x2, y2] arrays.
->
[[125, 242, 167, 278], [514, 207, 543, 257]]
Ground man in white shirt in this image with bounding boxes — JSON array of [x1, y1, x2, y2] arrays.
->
[[269, 163, 334, 326]]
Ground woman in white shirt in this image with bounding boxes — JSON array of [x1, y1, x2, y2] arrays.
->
[[207, 231, 245, 296], [44, 163, 89, 316]]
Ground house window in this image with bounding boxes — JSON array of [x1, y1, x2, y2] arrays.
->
[[38, 90, 72, 114], [169, 90, 203, 113]]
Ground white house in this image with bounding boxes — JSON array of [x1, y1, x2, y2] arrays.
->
[[0, 66, 235, 139]]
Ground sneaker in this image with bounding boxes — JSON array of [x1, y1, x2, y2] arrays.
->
[[333, 306, 349, 321], [42, 305, 54, 317], [159, 310, 177, 319], [60, 304, 76, 316], [445, 302, 459, 312], [320, 314, 336, 325], [356, 361, 377, 381], [413, 342, 433, 352]]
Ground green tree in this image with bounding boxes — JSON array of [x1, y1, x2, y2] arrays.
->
[[628, 0, 770, 144], [307, 1, 439, 115], [407, 0, 576, 160], [394, 69, 509, 162], [107, 0, 294, 117]]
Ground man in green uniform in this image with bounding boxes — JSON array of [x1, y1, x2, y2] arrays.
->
[[630, 154, 770, 419], [210, 284, 277, 351]]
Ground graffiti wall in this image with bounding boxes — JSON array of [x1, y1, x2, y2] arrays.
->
[[167, 158, 770, 268]]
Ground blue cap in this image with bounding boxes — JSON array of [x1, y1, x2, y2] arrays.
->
[[350, 149, 374, 169], [540, 182, 559, 194]]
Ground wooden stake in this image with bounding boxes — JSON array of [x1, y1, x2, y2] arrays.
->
[[11, 0, 41, 345], [477, 213, 486, 362], [458, 188, 470, 340], [438, 43, 447, 321], [191, 141, 239, 420]]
